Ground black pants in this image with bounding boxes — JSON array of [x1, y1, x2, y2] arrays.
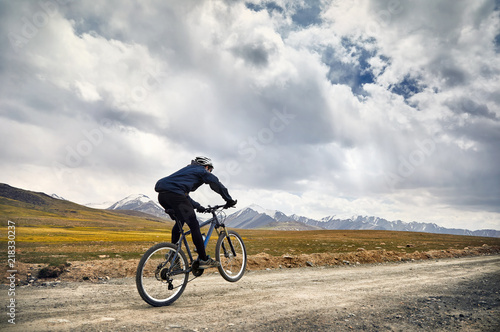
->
[[157, 191, 207, 260]]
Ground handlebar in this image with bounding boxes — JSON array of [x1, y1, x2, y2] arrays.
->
[[205, 201, 237, 213], [206, 204, 225, 212]]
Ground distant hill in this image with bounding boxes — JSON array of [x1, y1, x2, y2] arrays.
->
[[0, 183, 167, 226], [0, 183, 167, 221], [0, 183, 55, 207]]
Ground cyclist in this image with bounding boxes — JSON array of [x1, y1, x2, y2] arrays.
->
[[155, 156, 237, 269]]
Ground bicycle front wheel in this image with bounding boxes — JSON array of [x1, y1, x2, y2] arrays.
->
[[216, 230, 247, 282], [136, 242, 189, 306]]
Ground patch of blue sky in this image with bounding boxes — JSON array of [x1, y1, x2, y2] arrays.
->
[[291, 0, 322, 27], [246, 0, 321, 27], [389, 74, 427, 103], [322, 38, 387, 96], [245, 1, 283, 15]]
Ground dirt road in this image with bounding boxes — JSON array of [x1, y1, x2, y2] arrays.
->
[[3, 255, 499, 331]]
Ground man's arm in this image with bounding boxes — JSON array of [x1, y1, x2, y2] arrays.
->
[[188, 196, 202, 210], [200, 168, 234, 203]]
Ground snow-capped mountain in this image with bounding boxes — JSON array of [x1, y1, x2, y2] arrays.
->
[[107, 194, 167, 219], [225, 205, 500, 237], [302, 215, 500, 237], [225, 205, 276, 229], [225, 205, 321, 230], [51, 193, 66, 200]]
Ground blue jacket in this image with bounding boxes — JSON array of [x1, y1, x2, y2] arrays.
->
[[155, 163, 233, 208]]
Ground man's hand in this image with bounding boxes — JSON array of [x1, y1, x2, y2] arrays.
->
[[196, 206, 208, 213], [224, 199, 237, 208]]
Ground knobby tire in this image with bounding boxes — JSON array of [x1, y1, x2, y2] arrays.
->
[[216, 230, 247, 282], [136, 242, 189, 307]]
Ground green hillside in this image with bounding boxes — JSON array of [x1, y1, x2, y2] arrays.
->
[[0, 183, 174, 264], [0, 183, 166, 227]]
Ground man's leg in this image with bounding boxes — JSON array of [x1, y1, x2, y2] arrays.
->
[[158, 193, 182, 244], [180, 207, 220, 268], [183, 211, 207, 259], [159, 192, 207, 259], [170, 219, 184, 244]]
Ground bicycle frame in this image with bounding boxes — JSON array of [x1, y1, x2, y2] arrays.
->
[[171, 205, 236, 272], [179, 214, 219, 263]]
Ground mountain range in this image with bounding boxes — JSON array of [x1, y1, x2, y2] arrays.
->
[[99, 194, 500, 238], [1, 183, 498, 237], [224, 205, 500, 237]]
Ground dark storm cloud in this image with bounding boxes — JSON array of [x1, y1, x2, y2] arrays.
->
[[447, 98, 498, 120], [440, 65, 468, 88], [231, 43, 271, 67]]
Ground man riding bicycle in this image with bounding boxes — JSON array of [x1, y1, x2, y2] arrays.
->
[[155, 156, 237, 269]]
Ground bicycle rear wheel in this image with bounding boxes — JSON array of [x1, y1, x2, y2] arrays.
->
[[215, 230, 247, 282], [136, 242, 189, 306]]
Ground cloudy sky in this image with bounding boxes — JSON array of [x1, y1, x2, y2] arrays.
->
[[1, 0, 499, 230]]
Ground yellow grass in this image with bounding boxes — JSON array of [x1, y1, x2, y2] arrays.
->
[[2, 200, 500, 266], [17, 226, 171, 243]]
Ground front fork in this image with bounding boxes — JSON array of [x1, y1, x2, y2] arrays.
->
[[217, 227, 237, 258]]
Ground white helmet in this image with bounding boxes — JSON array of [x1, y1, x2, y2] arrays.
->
[[194, 156, 213, 169]]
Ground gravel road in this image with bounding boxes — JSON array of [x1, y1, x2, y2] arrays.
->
[[3, 255, 499, 331]]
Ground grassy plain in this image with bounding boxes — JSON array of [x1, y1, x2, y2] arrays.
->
[[2, 191, 500, 267], [2, 210, 500, 267]]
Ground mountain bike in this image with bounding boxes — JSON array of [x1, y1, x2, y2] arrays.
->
[[136, 204, 247, 306]]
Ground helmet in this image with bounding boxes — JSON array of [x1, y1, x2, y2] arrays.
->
[[194, 156, 213, 169]]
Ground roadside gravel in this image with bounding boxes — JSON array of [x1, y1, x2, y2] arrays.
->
[[2, 255, 499, 331]]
